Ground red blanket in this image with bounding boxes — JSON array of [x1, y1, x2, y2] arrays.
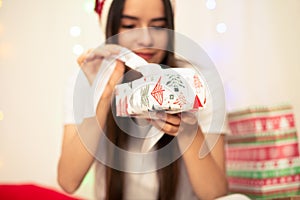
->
[[0, 184, 82, 200]]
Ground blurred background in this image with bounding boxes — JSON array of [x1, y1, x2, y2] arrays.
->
[[0, 0, 299, 199]]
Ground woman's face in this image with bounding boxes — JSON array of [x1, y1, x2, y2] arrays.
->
[[118, 0, 168, 63]]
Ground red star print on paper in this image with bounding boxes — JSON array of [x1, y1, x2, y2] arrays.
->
[[151, 77, 165, 105]]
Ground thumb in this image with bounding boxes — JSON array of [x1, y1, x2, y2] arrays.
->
[[108, 60, 125, 87]]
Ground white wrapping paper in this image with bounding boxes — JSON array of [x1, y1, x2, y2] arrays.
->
[[78, 48, 206, 152], [115, 68, 206, 117]]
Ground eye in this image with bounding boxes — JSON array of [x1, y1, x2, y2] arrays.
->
[[121, 24, 136, 29], [149, 22, 167, 30], [150, 25, 166, 30]]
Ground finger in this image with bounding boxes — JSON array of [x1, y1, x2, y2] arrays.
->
[[77, 48, 95, 66], [85, 50, 109, 62], [156, 112, 181, 126], [77, 54, 84, 66], [180, 112, 198, 125], [87, 48, 94, 54], [81, 58, 102, 74], [85, 45, 122, 62], [151, 119, 179, 136], [100, 61, 126, 99], [77, 51, 90, 66], [108, 60, 125, 87], [104, 44, 123, 54]]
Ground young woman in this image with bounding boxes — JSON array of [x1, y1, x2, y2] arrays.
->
[[58, 0, 229, 199]]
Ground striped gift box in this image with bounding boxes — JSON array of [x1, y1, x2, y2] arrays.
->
[[226, 104, 300, 199]]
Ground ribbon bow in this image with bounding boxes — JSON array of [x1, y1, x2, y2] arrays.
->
[[94, 0, 106, 16]]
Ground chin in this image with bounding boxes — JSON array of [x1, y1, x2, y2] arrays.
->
[[149, 57, 163, 64]]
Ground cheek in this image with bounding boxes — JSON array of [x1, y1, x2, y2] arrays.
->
[[154, 50, 167, 63], [118, 33, 133, 49], [153, 32, 169, 49]]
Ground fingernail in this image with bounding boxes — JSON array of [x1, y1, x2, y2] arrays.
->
[[82, 60, 87, 65]]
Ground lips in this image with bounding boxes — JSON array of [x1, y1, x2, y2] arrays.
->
[[134, 52, 154, 61]]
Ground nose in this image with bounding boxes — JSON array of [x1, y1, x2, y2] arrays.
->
[[137, 28, 154, 47]]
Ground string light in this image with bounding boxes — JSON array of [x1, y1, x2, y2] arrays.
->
[[216, 23, 227, 33], [70, 26, 81, 37], [73, 44, 84, 56], [206, 0, 216, 10]]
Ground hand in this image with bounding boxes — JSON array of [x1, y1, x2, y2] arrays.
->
[[178, 112, 198, 127], [148, 111, 198, 136], [147, 112, 180, 136], [77, 44, 123, 85], [101, 60, 125, 100], [178, 112, 199, 135]]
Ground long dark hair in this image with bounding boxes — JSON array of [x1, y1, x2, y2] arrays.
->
[[103, 0, 179, 199]]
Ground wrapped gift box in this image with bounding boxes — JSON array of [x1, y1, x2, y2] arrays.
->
[[115, 68, 206, 117], [228, 105, 295, 135], [226, 104, 300, 199]]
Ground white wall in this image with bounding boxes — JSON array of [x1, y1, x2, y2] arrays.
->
[[0, 0, 299, 199], [0, 0, 101, 198], [177, 0, 300, 111]]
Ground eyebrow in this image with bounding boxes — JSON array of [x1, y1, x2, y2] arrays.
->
[[121, 15, 167, 22]]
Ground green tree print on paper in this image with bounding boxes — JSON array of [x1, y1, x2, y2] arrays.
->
[[166, 74, 185, 92], [140, 85, 150, 107]]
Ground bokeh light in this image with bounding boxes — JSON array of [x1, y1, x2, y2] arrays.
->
[[206, 0, 216, 10], [73, 44, 84, 56], [84, 0, 95, 14], [0, 42, 13, 59], [70, 26, 81, 37], [0, 111, 4, 121], [216, 23, 227, 33]]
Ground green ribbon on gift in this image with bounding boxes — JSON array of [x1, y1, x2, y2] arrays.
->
[[227, 166, 300, 178]]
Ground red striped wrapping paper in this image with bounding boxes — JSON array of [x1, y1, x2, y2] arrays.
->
[[226, 104, 300, 199]]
